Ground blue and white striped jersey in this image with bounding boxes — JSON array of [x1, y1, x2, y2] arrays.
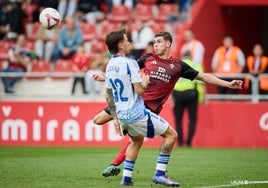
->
[[105, 55, 146, 124]]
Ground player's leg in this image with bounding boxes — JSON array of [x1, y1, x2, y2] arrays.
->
[[102, 140, 131, 177], [111, 140, 130, 166], [120, 135, 144, 185], [147, 111, 179, 186], [97, 107, 129, 177], [93, 108, 113, 125]]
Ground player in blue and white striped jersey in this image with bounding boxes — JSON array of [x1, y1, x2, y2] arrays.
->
[[104, 28, 179, 187]]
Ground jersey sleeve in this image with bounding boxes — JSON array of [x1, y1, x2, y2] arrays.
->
[[137, 53, 153, 69], [180, 60, 199, 80], [128, 59, 142, 83], [105, 73, 112, 89]]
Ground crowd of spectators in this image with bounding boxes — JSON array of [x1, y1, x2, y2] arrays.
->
[[0, 0, 267, 97]]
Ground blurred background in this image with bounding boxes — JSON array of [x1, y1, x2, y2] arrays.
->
[[0, 0, 267, 148]]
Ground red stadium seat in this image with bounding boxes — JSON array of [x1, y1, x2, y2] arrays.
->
[[108, 5, 131, 23], [132, 3, 154, 21], [79, 22, 97, 41], [27, 60, 51, 80], [0, 41, 13, 61], [90, 40, 107, 55], [0, 59, 6, 69], [155, 3, 177, 22], [149, 21, 166, 34], [98, 21, 120, 40], [52, 59, 73, 79]]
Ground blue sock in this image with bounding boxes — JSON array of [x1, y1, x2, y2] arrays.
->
[[123, 159, 135, 182], [155, 154, 170, 176]]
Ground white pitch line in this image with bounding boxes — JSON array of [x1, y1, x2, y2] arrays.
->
[[197, 181, 268, 188]]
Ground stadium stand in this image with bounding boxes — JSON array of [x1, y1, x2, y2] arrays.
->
[[108, 5, 131, 23], [0, 41, 13, 68], [97, 21, 120, 41], [132, 3, 155, 21], [140, 0, 157, 4], [155, 3, 177, 22], [27, 22, 41, 42], [79, 22, 97, 42], [52, 59, 73, 79], [27, 60, 51, 80]]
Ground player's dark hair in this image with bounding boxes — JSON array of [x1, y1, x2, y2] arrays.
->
[[154, 31, 172, 44], [105, 28, 127, 54]]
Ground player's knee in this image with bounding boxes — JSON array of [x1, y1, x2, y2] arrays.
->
[[166, 126, 178, 142], [93, 115, 102, 125], [171, 130, 178, 141]]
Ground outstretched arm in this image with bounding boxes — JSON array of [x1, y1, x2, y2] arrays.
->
[[196, 72, 243, 89], [93, 73, 106, 82], [133, 74, 150, 95]]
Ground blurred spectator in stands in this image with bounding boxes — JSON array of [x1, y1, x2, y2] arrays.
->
[[180, 29, 205, 66], [0, 1, 25, 40], [244, 44, 268, 95], [212, 35, 245, 94], [178, 0, 194, 22], [156, 0, 179, 23], [131, 19, 154, 60], [57, 0, 78, 20], [1, 34, 31, 93], [34, 25, 59, 62], [21, 0, 38, 23], [76, 0, 105, 24], [0, 1, 6, 39], [172, 50, 204, 147], [106, 0, 137, 13], [85, 46, 108, 95], [71, 44, 90, 94], [52, 17, 82, 63], [32, 0, 58, 22]]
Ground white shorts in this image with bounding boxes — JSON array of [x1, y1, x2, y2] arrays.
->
[[121, 109, 169, 138]]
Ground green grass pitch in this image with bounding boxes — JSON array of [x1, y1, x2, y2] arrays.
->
[[0, 147, 267, 188]]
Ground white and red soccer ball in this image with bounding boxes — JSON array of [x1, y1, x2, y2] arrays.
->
[[39, 8, 61, 30]]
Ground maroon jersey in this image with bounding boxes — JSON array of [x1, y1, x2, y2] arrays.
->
[[138, 53, 199, 114]]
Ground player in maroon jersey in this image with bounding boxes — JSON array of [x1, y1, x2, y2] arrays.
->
[[92, 31, 243, 178]]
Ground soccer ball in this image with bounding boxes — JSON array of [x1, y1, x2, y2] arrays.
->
[[39, 8, 61, 30]]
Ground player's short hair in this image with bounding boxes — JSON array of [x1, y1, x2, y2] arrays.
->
[[105, 28, 127, 54], [154, 31, 172, 44]]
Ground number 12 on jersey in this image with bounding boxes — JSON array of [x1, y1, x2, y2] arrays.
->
[[109, 78, 128, 102]]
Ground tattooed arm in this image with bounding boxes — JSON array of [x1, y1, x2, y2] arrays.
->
[[105, 88, 123, 136]]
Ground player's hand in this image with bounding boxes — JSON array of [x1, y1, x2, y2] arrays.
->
[[113, 119, 123, 137], [229, 80, 243, 89], [92, 73, 105, 82], [140, 74, 150, 89]]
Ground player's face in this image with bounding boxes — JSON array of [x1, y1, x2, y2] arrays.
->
[[153, 37, 170, 56]]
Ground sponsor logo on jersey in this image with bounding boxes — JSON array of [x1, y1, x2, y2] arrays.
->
[[150, 60, 157, 65], [170, 64, 175, 69]]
